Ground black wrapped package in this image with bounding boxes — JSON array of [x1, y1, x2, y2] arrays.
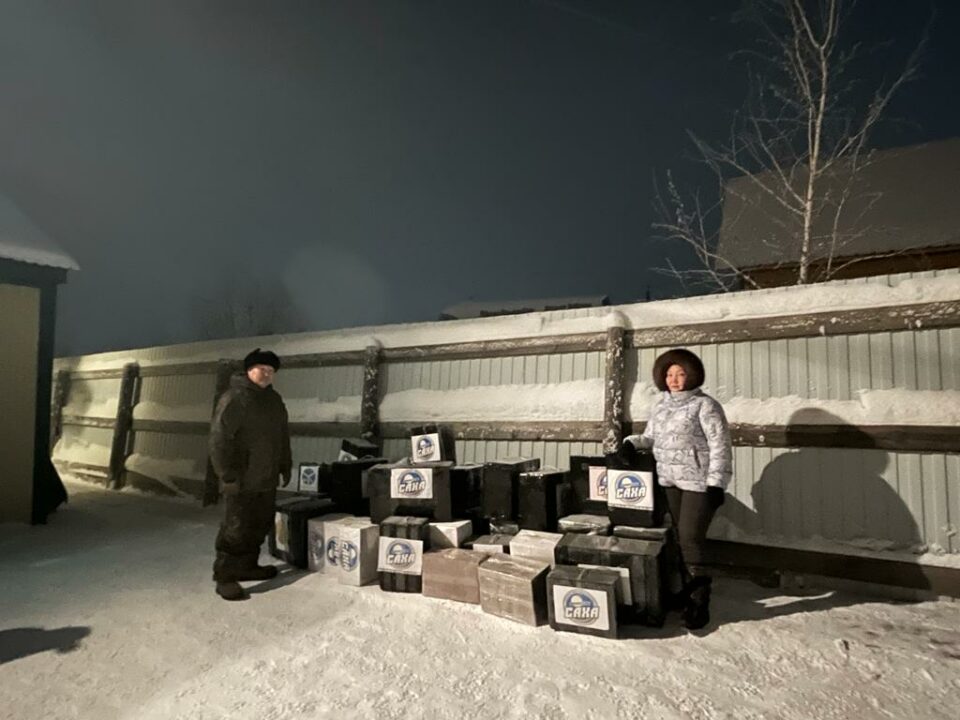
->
[[547, 565, 622, 639], [481, 457, 540, 523], [378, 515, 431, 593], [517, 468, 571, 532], [269, 496, 339, 569], [605, 451, 664, 528], [554, 533, 667, 627], [339, 437, 380, 460], [567, 454, 608, 514], [366, 461, 454, 524], [330, 457, 385, 515], [409, 424, 457, 464]]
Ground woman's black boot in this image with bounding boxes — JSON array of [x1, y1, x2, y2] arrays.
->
[[683, 576, 712, 630]]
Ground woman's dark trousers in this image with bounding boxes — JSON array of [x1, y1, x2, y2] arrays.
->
[[664, 486, 720, 629]]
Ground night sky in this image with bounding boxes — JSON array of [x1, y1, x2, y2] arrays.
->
[[1, 1, 956, 356]]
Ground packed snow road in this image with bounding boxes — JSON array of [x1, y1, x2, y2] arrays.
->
[[1, 479, 958, 720]]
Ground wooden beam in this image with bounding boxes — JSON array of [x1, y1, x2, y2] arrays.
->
[[132, 419, 210, 435], [381, 332, 607, 362], [380, 421, 607, 442], [61, 415, 116, 429], [53, 460, 109, 483], [288, 422, 364, 438], [704, 539, 960, 597], [49, 369, 72, 450], [107, 363, 139, 489], [69, 369, 126, 381], [602, 326, 626, 453], [627, 300, 960, 348], [360, 344, 381, 440], [139, 362, 221, 378], [724, 423, 960, 453], [281, 351, 366, 369]]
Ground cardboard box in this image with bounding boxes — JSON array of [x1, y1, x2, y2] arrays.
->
[[428, 520, 473, 549], [422, 549, 487, 604], [478, 554, 550, 626], [509, 529, 562, 568]]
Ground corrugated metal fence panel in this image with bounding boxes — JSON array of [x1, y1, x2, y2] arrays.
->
[[62, 377, 121, 418], [381, 351, 604, 396], [52, 426, 113, 467], [454, 440, 603, 470], [137, 373, 216, 418], [128, 431, 208, 479], [717, 447, 960, 553], [276, 365, 364, 402], [628, 329, 958, 407], [291, 436, 344, 468]]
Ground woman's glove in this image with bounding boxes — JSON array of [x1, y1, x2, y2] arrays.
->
[[706, 486, 725, 509], [618, 439, 639, 466]]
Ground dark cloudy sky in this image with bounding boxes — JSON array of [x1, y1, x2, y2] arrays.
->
[[1, 0, 956, 355]]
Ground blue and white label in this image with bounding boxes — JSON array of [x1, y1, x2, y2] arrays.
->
[[552, 585, 610, 631], [325, 537, 340, 567], [606, 469, 655, 511], [411, 432, 442, 462], [377, 537, 424, 575], [339, 540, 359, 572], [298, 463, 320, 493], [588, 466, 608, 501], [390, 467, 434, 500]]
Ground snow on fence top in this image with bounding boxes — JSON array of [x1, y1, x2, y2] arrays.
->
[[56, 270, 960, 371]]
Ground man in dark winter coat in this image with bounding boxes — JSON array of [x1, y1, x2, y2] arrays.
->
[[209, 348, 292, 601]]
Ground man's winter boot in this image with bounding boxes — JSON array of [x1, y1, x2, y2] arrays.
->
[[683, 576, 712, 630], [235, 565, 279, 582], [215, 581, 249, 601]]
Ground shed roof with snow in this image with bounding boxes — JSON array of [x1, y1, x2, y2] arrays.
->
[[717, 138, 960, 271], [0, 194, 79, 271]]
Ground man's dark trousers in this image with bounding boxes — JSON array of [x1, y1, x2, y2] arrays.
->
[[213, 489, 276, 582]]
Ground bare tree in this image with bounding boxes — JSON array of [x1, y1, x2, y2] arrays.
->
[[655, 0, 926, 291], [192, 268, 305, 341]]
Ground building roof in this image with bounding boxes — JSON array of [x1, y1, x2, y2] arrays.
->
[[717, 138, 960, 269], [440, 295, 610, 320], [0, 194, 79, 271]]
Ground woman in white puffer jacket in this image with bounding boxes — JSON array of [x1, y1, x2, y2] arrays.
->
[[623, 348, 732, 630]]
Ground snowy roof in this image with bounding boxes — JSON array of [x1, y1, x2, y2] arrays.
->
[[440, 295, 609, 320], [0, 193, 79, 271], [718, 138, 960, 268]]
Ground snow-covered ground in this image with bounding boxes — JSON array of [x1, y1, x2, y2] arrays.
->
[[1, 479, 958, 720]]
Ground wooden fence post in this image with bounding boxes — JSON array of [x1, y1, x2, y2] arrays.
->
[[360, 343, 382, 443], [107, 363, 139, 489], [49, 369, 72, 452], [603, 324, 626, 454], [203, 359, 240, 506]]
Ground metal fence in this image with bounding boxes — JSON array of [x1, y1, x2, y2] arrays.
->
[[51, 269, 960, 580]]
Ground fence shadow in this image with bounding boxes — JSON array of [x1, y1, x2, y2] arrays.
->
[[0, 626, 91, 664]]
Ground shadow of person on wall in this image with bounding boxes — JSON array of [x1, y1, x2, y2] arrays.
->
[[623, 410, 934, 638], [0, 626, 91, 664], [719, 408, 929, 588]]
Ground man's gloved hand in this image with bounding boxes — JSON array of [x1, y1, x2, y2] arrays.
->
[[220, 482, 240, 496], [706, 486, 725, 509]]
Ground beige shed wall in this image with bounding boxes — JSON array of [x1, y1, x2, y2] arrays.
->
[[0, 282, 39, 523]]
